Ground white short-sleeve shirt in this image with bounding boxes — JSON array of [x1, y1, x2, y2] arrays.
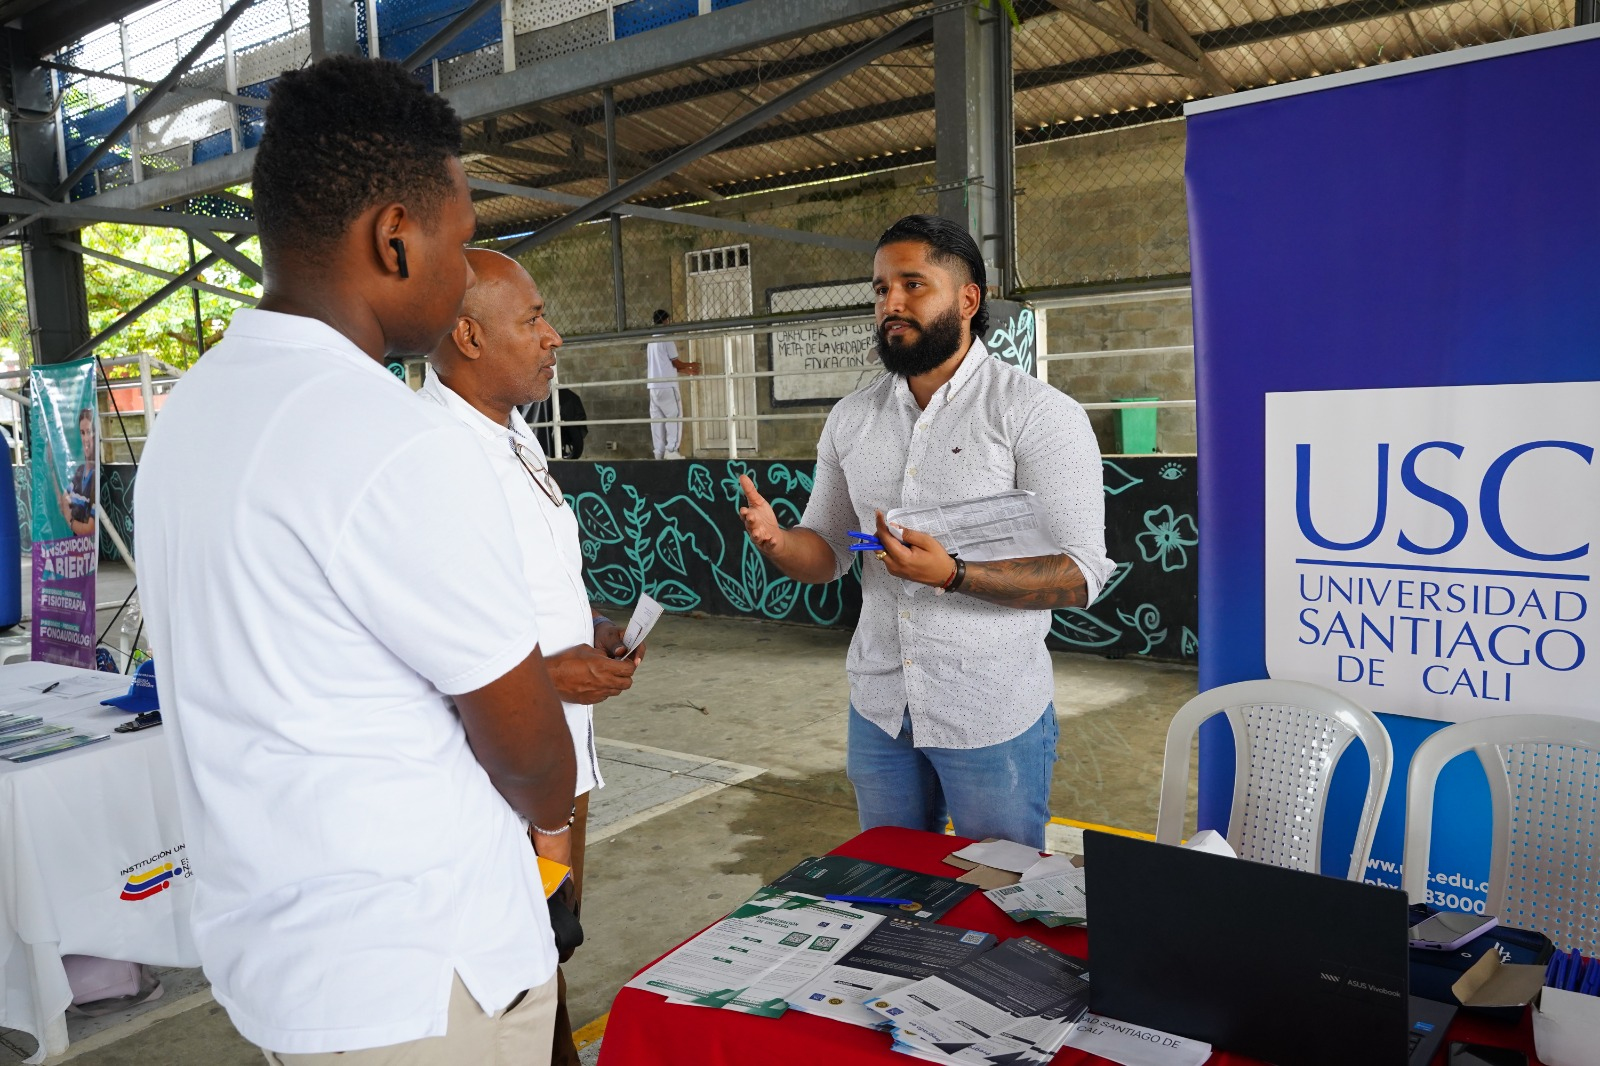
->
[[418, 368, 602, 795], [646, 339, 680, 392], [798, 340, 1114, 749], [134, 310, 557, 1055]]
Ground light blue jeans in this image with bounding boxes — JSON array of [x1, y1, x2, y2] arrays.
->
[[846, 704, 1059, 849]]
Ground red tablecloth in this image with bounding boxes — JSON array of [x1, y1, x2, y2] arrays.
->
[[598, 827, 1543, 1065]]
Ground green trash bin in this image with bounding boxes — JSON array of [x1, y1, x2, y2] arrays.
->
[[1115, 397, 1159, 454]]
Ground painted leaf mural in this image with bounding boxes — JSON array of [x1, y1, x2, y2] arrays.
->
[[451, 457, 1196, 660]]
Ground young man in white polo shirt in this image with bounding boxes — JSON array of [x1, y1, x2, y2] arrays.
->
[[421, 249, 641, 1065], [135, 57, 574, 1064]]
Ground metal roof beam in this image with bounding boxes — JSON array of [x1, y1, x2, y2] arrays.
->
[[52, 0, 257, 199], [402, 0, 500, 71], [1043, 0, 1231, 96], [61, 0, 924, 211], [483, 34, 926, 146], [502, 13, 929, 254], [309, 0, 362, 58], [445, 0, 922, 121], [469, 177, 873, 253], [21, 0, 150, 55], [189, 226, 264, 283], [1146, 0, 1230, 94], [64, 233, 252, 362], [18, 196, 259, 236], [518, 103, 725, 203], [62, 149, 260, 216], [474, 148, 939, 237], [37, 59, 259, 108], [522, 90, 937, 189], [56, 237, 259, 305], [55, 0, 1457, 215]]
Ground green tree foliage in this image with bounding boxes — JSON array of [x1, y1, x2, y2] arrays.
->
[[0, 246, 28, 363], [82, 223, 262, 373], [0, 216, 261, 374]]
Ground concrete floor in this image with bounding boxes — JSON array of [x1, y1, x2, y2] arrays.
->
[[2, 606, 1197, 1064]]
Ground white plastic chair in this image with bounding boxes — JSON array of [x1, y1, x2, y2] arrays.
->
[[1403, 714, 1600, 954], [1156, 679, 1393, 880]]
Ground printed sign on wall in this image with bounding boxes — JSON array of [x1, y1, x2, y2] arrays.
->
[[1265, 383, 1596, 721], [766, 280, 877, 406]]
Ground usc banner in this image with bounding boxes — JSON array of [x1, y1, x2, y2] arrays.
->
[[1187, 27, 1600, 906]]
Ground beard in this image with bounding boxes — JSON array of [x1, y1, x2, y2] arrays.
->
[[875, 304, 965, 378]]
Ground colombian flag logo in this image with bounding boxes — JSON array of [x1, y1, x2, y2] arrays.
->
[[120, 864, 175, 901]]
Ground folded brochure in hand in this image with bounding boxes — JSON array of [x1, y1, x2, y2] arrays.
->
[[537, 856, 571, 899]]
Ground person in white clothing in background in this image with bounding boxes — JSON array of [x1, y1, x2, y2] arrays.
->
[[134, 57, 574, 1064], [645, 308, 698, 459], [423, 248, 642, 1066]]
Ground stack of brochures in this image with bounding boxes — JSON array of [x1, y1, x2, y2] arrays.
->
[[789, 916, 999, 1028], [624, 888, 883, 1017], [770, 854, 977, 922], [984, 862, 1088, 928], [866, 936, 1092, 1064]]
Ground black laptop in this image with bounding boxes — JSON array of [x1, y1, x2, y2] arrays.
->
[[1084, 831, 1457, 1066]]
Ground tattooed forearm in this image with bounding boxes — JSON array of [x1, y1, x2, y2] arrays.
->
[[959, 554, 1089, 610]]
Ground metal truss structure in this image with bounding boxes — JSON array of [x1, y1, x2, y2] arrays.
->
[[0, 0, 1588, 365]]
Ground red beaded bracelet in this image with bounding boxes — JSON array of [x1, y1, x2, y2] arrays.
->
[[937, 556, 965, 594]]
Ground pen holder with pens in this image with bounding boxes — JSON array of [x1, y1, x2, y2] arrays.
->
[[1533, 949, 1600, 1066]]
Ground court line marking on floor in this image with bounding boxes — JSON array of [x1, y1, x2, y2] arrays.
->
[[573, 1011, 608, 1050], [1048, 816, 1156, 841], [588, 739, 765, 847], [48, 988, 216, 1062]]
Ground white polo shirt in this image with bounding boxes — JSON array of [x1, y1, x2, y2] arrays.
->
[[418, 368, 603, 795], [134, 310, 557, 1055]]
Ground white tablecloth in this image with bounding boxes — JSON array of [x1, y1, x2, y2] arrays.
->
[[0, 662, 198, 1063]]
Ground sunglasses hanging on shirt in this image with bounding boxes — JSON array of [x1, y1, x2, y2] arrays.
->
[[509, 436, 566, 509]]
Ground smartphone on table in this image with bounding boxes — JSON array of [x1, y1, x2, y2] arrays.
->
[[1409, 910, 1498, 950]]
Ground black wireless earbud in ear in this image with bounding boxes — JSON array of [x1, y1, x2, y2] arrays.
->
[[389, 237, 409, 279]]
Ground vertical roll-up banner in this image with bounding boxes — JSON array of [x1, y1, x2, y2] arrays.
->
[[1188, 27, 1600, 908], [30, 358, 99, 668]]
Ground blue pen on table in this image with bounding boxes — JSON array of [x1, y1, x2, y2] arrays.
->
[[824, 894, 917, 906]]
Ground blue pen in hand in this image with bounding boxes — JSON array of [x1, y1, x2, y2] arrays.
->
[[824, 894, 917, 906], [847, 531, 884, 552]]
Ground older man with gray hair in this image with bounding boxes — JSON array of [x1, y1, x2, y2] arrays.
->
[[421, 248, 641, 1065]]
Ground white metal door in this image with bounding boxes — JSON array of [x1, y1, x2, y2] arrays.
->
[[686, 245, 757, 456]]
